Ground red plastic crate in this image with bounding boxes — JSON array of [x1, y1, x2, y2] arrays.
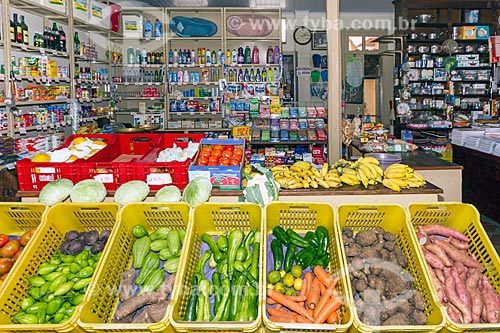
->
[[76, 133, 162, 190], [16, 134, 116, 191], [132, 134, 205, 190]]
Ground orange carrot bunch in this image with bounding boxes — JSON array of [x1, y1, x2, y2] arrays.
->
[[266, 266, 342, 324]]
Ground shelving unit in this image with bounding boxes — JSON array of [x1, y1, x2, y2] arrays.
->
[[394, 0, 499, 149]]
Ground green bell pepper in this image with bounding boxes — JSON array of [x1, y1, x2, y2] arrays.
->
[[285, 229, 310, 248], [272, 226, 289, 246], [271, 239, 283, 271]]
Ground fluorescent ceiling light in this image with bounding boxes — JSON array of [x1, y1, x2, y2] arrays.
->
[[281, 18, 286, 43], [173, 0, 208, 6], [249, 0, 286, 8]]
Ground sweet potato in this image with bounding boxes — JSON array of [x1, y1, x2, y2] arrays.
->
[[451, 267, 471, 318], [434, 269, 445, 284], [415, 231, 428, 245], [434, 239, 480, 269], [448, 237, 470, 250], [427, 264, 445, 302], [444, 268, 472, 323], [418, 224, 469, 243], [422, 248, 444, 270], [479, 276, 500, 323], [446, 302, 463, 324], [424, 243, 453, 267], [119, 268, 136, 301]]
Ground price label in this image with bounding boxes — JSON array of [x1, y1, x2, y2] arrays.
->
[[77, 79, 81, 84], [0, 75, 4, 81], [49, 123, 55, 129], [41, 77, 47, 83], [155, 82, 160, 86], [54, 78, 59, 83], [124, 82, 129, 86], [39, 48, 45, 54], [15, 75, 21, 81], [200, 64, 205, 68], [62, 52, 67, 57], [150, 97, 155, 101], [52, 50, 57, 55], [66, 120, 71, 126], [134, 82, 139, 86], [55, 123, 60, 128], [205, 82, 210, 86], [36, 125, 42, 131], [176, 97, 181, 100], [65, 78, 70, 82], [42, 125, 48, 130], [6, 163, 15, 170], [21, 45, 27, 51], [94, 174, 113, 183], [190, 112, 195, 115], [139, 82, 144, 86], [19, 127, 27, 134], [146, 173, 172, 186], [189, 97, 194, 101], [35, 78, 41, 83], [234, 96, 239, 100], [212, 111, 217, 115], [173, 63, 178, 67], [180, 64, 185, 68], [200, 112, 205, 115], [176, 112, 182, 116], [193, 82, 198, 86]]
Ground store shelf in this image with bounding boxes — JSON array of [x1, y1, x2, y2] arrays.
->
[[78, 98, 111, 103], [109, 36, 164, 41], [168, 36, 222, 41], [162, 128, 230, 132], [112, 63, 163, 68], [168, 63, 222, 68], [170, 96, 221, 100], [169, 112, 221, 118], [5, 99, 69, 107], [15, 121, 71, 133], [80, 115, 109, 122], [228, 63, 280, 68], [225, 37, 281, 41], [73, 17, 120, 35], [413, 22, 449, 28], [10, 43, 68, 58], [114, 82, 163, 86], [169, 82, 219, 86], [75, 55, 109, 64], [14, 76, 70, 84], [119, 97, 164, 100], [9, 0, 68, 21], [250, 140, 328, 145], [406, 39, 446, 43], [453, 39, 488, 43], [76, 79, 110, 85], [410, 94, 446, 97]]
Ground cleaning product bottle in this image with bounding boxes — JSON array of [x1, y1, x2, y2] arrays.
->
[[238, 68, 243, 82], [142, 48, 147, 64], [206, 48, 211, 65], [252, 46, 259, 64], [244, 46, 251, 64], [135, 48, 141, 65], [237, 46, 244, 64], [267, 67, 273, 82], [226, 49, 232, 65], [274, 45, 280, 64], [218, 49, 224, 64], [232, 49, 237, 65], [127, 46, 135, 64], [144, 19, 152, 38], [249, 67, 255, 81], [266, 46, 274, 64], [244, 68, 250, 81], [154, 18, 162, 38], [262, 68, 267, 81], [183, 69, 189, 83], [211, 50, 217, 65], [255, 68, 261, 82]]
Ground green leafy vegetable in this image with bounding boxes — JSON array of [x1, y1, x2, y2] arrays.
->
[[243, 164, 279, 207], [182, 177, 212, 207], [114, 180, 150, 206], [39, 179, 73, 206], [70, 179, 106, 203], [154, 185, 182, 202]]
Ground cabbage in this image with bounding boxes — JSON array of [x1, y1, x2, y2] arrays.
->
[[114, 180, 150, 206], [182, 177, 212, 207], [70, 179, 107, 203], [155, 185, 182, 202], [39, 178, 74, 206], [243, 164, 280, 207]]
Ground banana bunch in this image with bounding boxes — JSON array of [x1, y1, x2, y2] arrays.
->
[[331, 157, 383, 187], [382, 163, 426, 192], [271, 161, 342, 189]]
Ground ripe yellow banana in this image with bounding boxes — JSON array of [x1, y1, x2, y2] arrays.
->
[[302, 179, 310, 188], [384, 171, 408, 179], [383, 178, 401, 192], [340, 175, 360, 185], [412, 172, 425, 182], [387, 178, 410, 189], [360, 156, 380, 165], [317, 179, 330, 188], [310, 180, 319, 188], [288, 182, 304, 189], [320, 163, 329, 178], [292, 161, 311, 171], [343, 168, 357, 176], [270, 165, 288, 172], [356, 169, 369, 188], [310, 168, 322, 178], [359, 164, 376, 180]]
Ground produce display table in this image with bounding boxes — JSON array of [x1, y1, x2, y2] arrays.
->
[[17, 182, 443, 206], [349, 143, 462, 202]]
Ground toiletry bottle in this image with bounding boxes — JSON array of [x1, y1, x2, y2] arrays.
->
[[266, 46, 274, 64], [244, 46, 251, 64], [237, 47, 244, 64], [154, 18, 162, 38], [274, 45, 280, 64], [252, 46, 259, 64], [232, 49, 237, 64], [144, 19, 152, 38]]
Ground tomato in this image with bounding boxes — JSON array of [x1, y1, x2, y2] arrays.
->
[[0, 235, 8, 248], [219, 158, 230, 166], [13, 247, 23, 262], [209, 156, 219, 164], [29, 227, 37, 238], [213, 144, 223, 151], [211, 149, 222, 158], [20, 230, 32, 247], [222, 150, 233, 159], [233, 148, 243, 156], [230, 156, 241, 164], [0, 240, 20, 258], [0, 258, 13, 275], [199, 151, 211, 158], [229, 159, 240, 166], [207, 162, 218, 166], [202, 145, 212, 152], [223, 145, 234, 152]]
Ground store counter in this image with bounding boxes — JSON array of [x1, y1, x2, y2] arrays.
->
[[349, 143, 462, 202], [18, 182, 443, 206]]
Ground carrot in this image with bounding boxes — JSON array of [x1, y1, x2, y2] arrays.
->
[[306, 278, 321, 310], [268, 315, 296, 323], [267, 297, 276, 305], [267, 307, 297, 320], [296, 315, 313, 323], [307, 307, 314, 318], [313, 289, 331, 319], [314, 296, 342, 324], [267, 288, 314, 321], [284, 295, 306, 302], [327, 309, 341, 324], [303, 271, 313, 296], [298, 273, 309, 308], [275, 303, 282, 310], [319, 281, 327, 296], [313, 266, 334, 288]]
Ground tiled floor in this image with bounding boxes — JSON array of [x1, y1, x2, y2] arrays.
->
[[481, 215, 500, 255]]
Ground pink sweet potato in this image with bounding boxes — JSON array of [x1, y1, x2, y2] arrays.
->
[[419, 224, 469, 243], [416, 231, 428, 245], [427, 264, 445, 302], [434, 269, 445, 284], [447, 302, 463, 324], [444, 267, 472, 324], [434, 239, 481, 269], [451, 268, 471, 318], [479, 276, 500, 323], [423, 248, 445, 270], [425, 243, 453, 267], [448, 237, 470, 250]]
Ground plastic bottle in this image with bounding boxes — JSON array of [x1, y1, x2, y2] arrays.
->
[[255, 68, 261, 82], [186, 49, 191, 64], [228, 69, 234, 82], [135, 48, 141, 65], [273, 45, 280, 64], [173, 49, 178, 64], [191, 50, 196, 64], [144, 19, 153, 38], [266, 46, 274, 64], [252, 46, 259, 64], [262, 68, 267, 81], [183, 69, 189, 83], [218, 49, 224, 64], [177, 70, 183, 83], [154, 18, 162, 38], [127, 46, 135, 64], [244, 46, 251, 64], [201, 48, 206, 64], [225, 49, 232, 65], [249, 67, 255, 82], [244, 68, 250, 82], [232, 49, 237, 65], [268, 67, 273, 82], [237, 47, 244, 64], [211, 50, 217, 65], [237, 69, 243, 82], [206, 48, 211, 65]]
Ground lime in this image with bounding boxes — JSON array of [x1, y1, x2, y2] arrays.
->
[[274, 282, 286, 294], [285, 288, 297, 296], [266, 283, 274, 290], [294, 277, 303, 291], [283, 273, 295, 288], [267, 270, 281, 284], [291, 265, 303, 278], [280, 270, 286, 278]]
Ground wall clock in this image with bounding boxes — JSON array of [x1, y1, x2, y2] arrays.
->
[[293, 26, 312, 45]]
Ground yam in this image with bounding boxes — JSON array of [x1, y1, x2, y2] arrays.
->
[[450, 267, 471, 317], [394, 246, 408, 267], [383, 232, 396, 242], [362, 305, 381, 323], [362, 289, 381, 305], [355, 230, 378, 247], [412, 291, 425, 311], [343, 227, 354, 238], [449, 237, 470, 250], [383, 312, 409, 326], [351, 258, 364, 271], [412, 309, 428, 325], [427, 265, 445, 302], [113, 292, 159, 321], [119, 268, 136, 301], [479, 276, 500, 323], [384, 241, 396, 252], [434, 269, 445, 284], [424, 243, 453, 267], [415, 231, 428, 245], [342, 234, 351, 246], [383, 271, 406, 295], [345, 243, 361, 257], [447, 302, 464, 324], [397, 301, 412, 315], [354, 278, 368, 292]]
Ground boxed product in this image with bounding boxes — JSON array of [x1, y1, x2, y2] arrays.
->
[[188, 138, 245, 190], [89, 0, 107, 28], [73, 0, 89, 21], [122, 14, 143, 37], [40, 0, 66, 13]]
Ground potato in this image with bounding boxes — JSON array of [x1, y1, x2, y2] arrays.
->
[[355, 230, 378, 247], [412, 309, 427, 325], [383, 312, 409, 325]]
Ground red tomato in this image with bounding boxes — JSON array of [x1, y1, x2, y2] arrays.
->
[[229, 159, 240, 166], [13, 247, 23, 262], [197, 157, 208, 165], [202, 145, 212, 152], [222, 150, 233, 159], [0, 258, 12, 275], [219, 158, 230, 166], [223, 145, 234, 152], [209, 156, 219, 164], [0, 235, 8, 248], [233, 148, 243, 156], [211, 149, 222, 158], [207, 162, 218, 166], [213, 144, 223, 151], [199, 151, 211, 158], [230, 156, 241, 164], [0, 240, 20, 258]]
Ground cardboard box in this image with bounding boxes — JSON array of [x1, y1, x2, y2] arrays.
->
[[73, 0, 89, 21], [122, 14, 143, 37], [41, 0, 66, 13], [89, 0, 107, 28], [188, 138, 244, 190]]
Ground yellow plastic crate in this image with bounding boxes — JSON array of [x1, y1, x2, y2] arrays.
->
[[169, 203, 263, 333], [0, 203, 119, 333], [77, 202, 191, 333], [336, 204, 446, 333], [408, 202, 500, 333], [262, 202, 354, 333], [0, 203, 47, 235]]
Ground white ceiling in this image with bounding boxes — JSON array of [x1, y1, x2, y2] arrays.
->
[[129, 0, 395, 12]]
